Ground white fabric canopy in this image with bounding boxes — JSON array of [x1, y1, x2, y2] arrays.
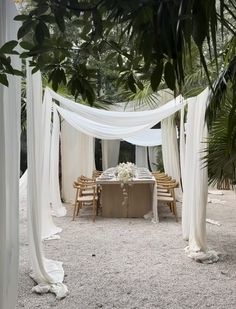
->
[[101, 129, 161, 173], [45, 87, 186, 205], [124, 129, 162, 146], [0, 1, 21, 308], [48, 88, 185, 133]]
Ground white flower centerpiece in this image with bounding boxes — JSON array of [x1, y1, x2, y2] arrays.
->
[[116, 162, 135, 184], [116, 162, 136, 207]]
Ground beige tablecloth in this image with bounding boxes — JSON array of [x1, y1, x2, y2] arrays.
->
[[96, 168, 158, 221]]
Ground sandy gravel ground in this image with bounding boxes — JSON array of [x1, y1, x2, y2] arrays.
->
[[17, 190, 236, 309]]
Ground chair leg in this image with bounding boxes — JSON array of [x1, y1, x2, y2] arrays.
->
[[96, 194, 101, 215], [76, 201, 81, 216], [93, 200, 97, 222], [167, 202, 172, 212], [172, 201, 178, 222], [73, 201, 78, 221]]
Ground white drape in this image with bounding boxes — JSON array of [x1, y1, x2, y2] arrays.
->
[[0, 2, 21, 308], [101, 140, 120, 170], [148, 147, 158, 172], [26, 67, 68, 298], [50, 105, 67, 217], [179, 107, 186, 189], [19, 170, 27, 205], [135, 146, 149, 168], [182, 88, 209, 253], [124, 129, 162, 146], [44, 88, 185, 203], [48, 88, 185, 132], [40, 86, 62, 239], [61, 121, 95, 203], [135, 146, 158, 171], [161, 115, 182, 200]]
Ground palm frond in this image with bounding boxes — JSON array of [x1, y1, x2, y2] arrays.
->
[[204, 90, 236, 186]]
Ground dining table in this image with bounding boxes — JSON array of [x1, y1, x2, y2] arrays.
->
[[96, 167, 158, 221]]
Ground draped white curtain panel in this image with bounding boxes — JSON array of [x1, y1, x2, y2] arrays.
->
[[161, 115, 182, 201], [182, 89, 209, 248], [61, 120, 95, 203], [101, 139, 120, 170], [181, 88, 218, 262], [0, 1, 21, 308], [26, 68, 68, 298]]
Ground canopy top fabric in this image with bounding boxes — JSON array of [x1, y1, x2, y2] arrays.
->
[[46, 88, 186, 142], [124, 129, 162, 147]]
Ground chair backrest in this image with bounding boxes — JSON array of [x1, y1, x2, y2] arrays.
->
[[92, 169, 103, 179]]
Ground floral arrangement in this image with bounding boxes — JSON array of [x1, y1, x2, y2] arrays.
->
[[116, 162, 135, 185], [116, 162, 135, 208]]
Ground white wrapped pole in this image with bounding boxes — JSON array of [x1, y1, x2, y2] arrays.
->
[[0, 1, 21, 308]]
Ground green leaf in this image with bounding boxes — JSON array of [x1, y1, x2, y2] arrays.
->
[[58, 68, 67, 85], [105, 52, 117, 62], [33, 4, 49, 16], [18, 20, 34, 39], [136, 79, 144, 90], [164, 62, 175, 91], [13, 69, 23, 77], [52, 73, 59, 92], [0, 41, 18, 54], [151, 62, 163, 91], [0, 74, 8, 87], [40, 21, 50, 38], [55, 9, 65, 32], [32, 66, 40, 74], [20, 41, 34, 50], [192, 1, 208, 47], [20, 52, 30, 59], [92, 10, 103, 39], [85, 88, 95, 105], [14, 15, 28, 21], [117, 54, 123, 67], [40, 15, 55, 23], [35, 22, 48, 45], [127, 74, 136, 93]]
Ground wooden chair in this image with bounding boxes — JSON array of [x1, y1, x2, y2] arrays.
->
[[77, 176, 94, 195], [92, 169, 103, 179], [73, 179, 98, 222], [92, 170, 103, 212], [153, 173, 179, 222]]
